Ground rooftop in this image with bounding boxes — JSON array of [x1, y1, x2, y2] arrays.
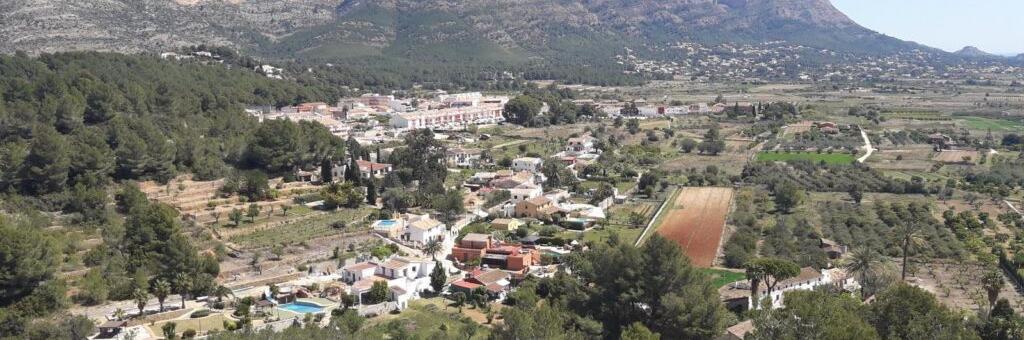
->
[[462, 233, 491, 244]]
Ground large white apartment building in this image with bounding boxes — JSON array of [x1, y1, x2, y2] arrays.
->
[[391, 105, 504, 129]]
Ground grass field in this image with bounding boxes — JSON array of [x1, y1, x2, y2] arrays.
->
[[883, 111, 951, 121], [961, 116, 1024, 132], [756, 151, 857, 165], [700, 268, 746, 288]]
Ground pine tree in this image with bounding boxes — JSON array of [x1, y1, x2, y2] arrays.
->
[[21, 125, 70, 194]]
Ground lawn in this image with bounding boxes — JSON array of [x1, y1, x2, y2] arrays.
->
[[756, 151, 857, 165], [364, 298, 489, 339], [558, 226, 644, 245], [700, 268, 746, 288]]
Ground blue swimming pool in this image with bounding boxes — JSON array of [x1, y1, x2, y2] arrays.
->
[[278, 302, 324, 314]]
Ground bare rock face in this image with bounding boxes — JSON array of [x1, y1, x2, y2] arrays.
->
[[0, 0, 901, 56]]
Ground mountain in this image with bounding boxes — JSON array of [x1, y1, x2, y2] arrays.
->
[[0, 0, 938, 81], [954, 46, 998, 58]]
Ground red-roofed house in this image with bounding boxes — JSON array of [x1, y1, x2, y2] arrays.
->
[[356, 159, 393, 179]]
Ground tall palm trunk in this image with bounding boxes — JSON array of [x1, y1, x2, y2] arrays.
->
[[901, 236, 910, 281]]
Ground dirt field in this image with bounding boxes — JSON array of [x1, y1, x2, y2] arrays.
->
[[910, 260, 1024, 313], [868, 146, 936, 171], [656, 187, 734, 267], [932, 150, 980, 163]]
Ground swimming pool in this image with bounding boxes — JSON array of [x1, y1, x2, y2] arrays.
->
[[278, 302, 324, 314], [377, 220, 397, 227]]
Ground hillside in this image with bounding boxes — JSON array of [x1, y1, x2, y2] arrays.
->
[[1, 0, 925, 59]]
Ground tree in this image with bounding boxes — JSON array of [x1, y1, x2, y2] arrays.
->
[[133, 288, 149, 317], [773, 182, 805, 213], [745, 262, 767, 309], [844, 248, 884, 298], [504, 95, 543, 126], [432, 189, 465, 226], [867, 284, 976, 339], [621, 322, 661, 340], [229, 208, 243, 226], [0, 220, 59, 306], [162, 322, 177, 340], [452, 292, 467, 312], [320, 158, 334, 183], [321, 182, 364, 210], [750, 290, 878, 340], [20, 125, 70, 194], [679, 138, 698, 153], [982, 270, 1005, 315], [281, 204, 291, 216], [367, 281, 389, 304], [365, 179, 377, 205], [173, 274, 192, 310], [892, 221, 924, 281], [849, 186, 864, 205], [490, 303, 584, 340], [424, 240, 443, 260], [246, 203, 260, 222], [748, 258, 800, 300], [626, 119, 641, 134], [698, 125, 726, 156]]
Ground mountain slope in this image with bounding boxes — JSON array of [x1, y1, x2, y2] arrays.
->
[[0, 0, 936, 68]]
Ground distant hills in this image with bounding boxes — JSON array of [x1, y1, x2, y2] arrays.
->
[[0, 0, 1011, 81]]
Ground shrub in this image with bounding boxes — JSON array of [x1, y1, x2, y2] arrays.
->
[[190, 309, 211, 318], [182, 329, 197, 339]]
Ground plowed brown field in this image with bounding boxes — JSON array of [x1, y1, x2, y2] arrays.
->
[[656, 187, 734, 267]]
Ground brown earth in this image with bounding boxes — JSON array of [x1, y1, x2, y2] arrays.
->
[[656, 187, 734, 267]]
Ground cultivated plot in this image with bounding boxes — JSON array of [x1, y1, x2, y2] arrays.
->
[[656, 187, 734, 267]]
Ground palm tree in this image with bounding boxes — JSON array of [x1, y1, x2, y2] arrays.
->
[[152, 279, 171, 312], [173, 273, 192, 310], [213, 285, 233, 304], [113, 308, 126, 321], [844, 248, 883, 298], [424, 239, 443, 260], [133, 288, 149, 318], [982, 270, 1005, 315], [893, 221, 924, 281]]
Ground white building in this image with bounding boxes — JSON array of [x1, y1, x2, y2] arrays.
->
[[755, 267, 857, 309], [390, 105, 505, 130], [341, 257, 436, 310], [509, 184, 543, 204], [566, 135, 597, 153], [403, 214, 446, 246], [512, 157, 543, 173]]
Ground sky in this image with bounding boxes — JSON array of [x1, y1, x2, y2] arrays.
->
[[831, 0, 1024, 55]]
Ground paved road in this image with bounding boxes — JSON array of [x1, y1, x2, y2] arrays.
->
[[857, 128, 875, 163]]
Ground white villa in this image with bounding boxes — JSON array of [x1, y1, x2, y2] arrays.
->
[[341, 257, 436, 310], [403, 214, 446, 246], [512, 157, 543, 173]]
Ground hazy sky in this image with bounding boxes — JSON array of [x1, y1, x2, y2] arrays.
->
[[831, 0, 1024, 55]]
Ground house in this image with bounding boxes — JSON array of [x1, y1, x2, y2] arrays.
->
[[404, 215, 446, 246], [97, 320, 128, 338], [515, 196, 559, 219], [450, 268, 513, 300], [466, 172, 498, 187], [294, 168, 321, 183], [356, 159, 393, 179], [341, 257, 436, 309], [509, 184, 543, 204], [390, 105, 504, 129], [566, 135, 597, 153], [451, 233, 539, 273], [512, 157, 543, 173], [491, 218, 523, 231], [719, 267, 856, 311], [718, 320, 755, 340], [447, 148, 483, 168], [820, 238, 848, 260], [928, 133, 953, 146]]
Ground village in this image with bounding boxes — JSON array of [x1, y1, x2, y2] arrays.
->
[[68, 87, 893, 340]]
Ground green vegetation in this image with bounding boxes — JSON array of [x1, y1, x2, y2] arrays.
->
[[961, 116, 1024, 132], [756, 151, 857, 165], [228, 207, 374, 248], [699, 268, 746, 288]]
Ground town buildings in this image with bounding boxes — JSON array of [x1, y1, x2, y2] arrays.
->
[[451, 233, 539, 273], [341, 257, 436, 309]]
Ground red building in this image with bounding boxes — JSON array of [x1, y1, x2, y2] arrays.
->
[[451, 233, 538, 272]]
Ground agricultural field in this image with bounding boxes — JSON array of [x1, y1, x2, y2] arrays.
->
[[866, 146, 936, 171], [655, 187, 734, 267], [699, 268, 747, 288], [909, 261, 1024, 314], [755, 151, 857, 165], [883, 111, 951, 121], [932, 150, 980, 164], [959, 116, 1024, 133], [227, 207, 375, 248]]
